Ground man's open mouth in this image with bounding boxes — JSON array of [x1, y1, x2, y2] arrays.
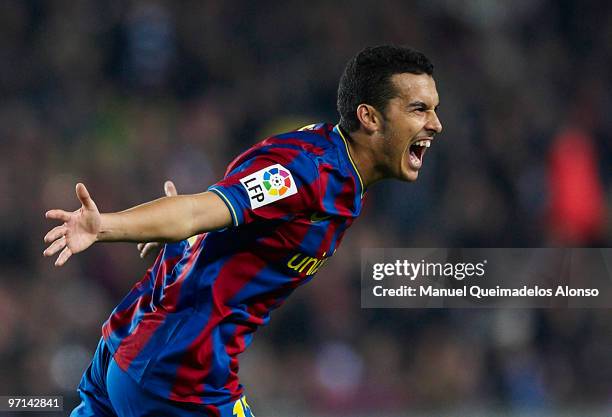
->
[[407, 139, 431, 170]]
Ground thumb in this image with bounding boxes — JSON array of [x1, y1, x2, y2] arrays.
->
[[76, 183, 97, 210], [164, 180, 178, 197]]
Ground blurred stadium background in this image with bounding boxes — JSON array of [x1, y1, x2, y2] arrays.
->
[[1, 1, 611, 416]]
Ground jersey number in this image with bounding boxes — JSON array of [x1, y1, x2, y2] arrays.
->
[[232, 396, 254, 417]]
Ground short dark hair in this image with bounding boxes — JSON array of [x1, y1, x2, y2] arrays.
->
[[337, 45, 434, 132]]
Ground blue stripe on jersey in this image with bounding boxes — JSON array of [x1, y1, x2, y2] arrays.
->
[[138, 299, 215, 396], [320, 169, 349, 214], [209, 187, 240, 227], [209, 326, 232, 387], [126, 312, 189, 381], [328, 219, 351, 255], [226, 266, 297, 316]]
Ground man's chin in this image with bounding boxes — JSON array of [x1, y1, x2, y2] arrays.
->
[[400, 169, 419, 182]]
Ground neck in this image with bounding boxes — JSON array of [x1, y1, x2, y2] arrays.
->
[[337, 125, 386, 188]]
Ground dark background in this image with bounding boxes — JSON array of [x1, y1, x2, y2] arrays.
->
[[1, 1, 611, 415]]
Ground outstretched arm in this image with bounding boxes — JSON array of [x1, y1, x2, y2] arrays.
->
[[137, 180, 179, 258], [43, 183, 232, 266]]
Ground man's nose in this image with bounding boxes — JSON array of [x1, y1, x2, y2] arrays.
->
[[426, 111, 443, 134]]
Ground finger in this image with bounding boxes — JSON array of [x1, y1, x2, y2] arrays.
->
[[46, 209, 71, 222], [76, 183, 97, 210], [140, 242, 159, 258], [44, 225, 67, 243], [55, 246, 73, 267], [139, 242, 150, 258], [137, 243, 144, 251], [44, 236, 67, 257], [164, 181, 178, 197]]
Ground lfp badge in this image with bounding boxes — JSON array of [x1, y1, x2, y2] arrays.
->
[[240, 164, 298, 209], [263, 167, 292, 196]]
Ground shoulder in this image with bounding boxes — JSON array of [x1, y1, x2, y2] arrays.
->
[[262, 123, 337, 161], [225, 123, 339, 176]]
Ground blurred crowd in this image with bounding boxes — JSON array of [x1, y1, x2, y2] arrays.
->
[[1, 1, 611, 415]]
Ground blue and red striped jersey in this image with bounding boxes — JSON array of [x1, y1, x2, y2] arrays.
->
[[101, 123, 365, 411]]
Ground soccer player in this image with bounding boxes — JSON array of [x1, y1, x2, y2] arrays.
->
[[43, 45, 442, 417]]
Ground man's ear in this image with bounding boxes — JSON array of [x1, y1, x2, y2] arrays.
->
[[356, 104, 384, 135]]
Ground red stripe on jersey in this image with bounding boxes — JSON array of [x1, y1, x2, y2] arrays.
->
[[113, 310, 166, 371], [220, 273, 304, 395], [317, 161, 358, 219], [224, 145, 302, 178], [208, 405, 220, 417], [221, 323, 250, 396], [114, 246, 202, 371], [102, 293, 152, 345], [102, 254, 183, 337], [334, 176, 357, 216], [318, 162, 331, 199], [169, 252, 268, 402], [262, 137, 327, 156]]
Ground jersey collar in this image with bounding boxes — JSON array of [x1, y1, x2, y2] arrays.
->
[[333, 124, 365, 197]]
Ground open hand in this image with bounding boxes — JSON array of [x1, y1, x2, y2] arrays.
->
[[44, 183, 100, 266], [136, 180, 178, 258]]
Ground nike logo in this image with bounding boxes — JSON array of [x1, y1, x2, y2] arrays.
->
[[310, 212, 332, 223]]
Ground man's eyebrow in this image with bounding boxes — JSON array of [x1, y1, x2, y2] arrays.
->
[[408, 100, 440, 110], [408, 100, 439, 110], [407, 101, 428, 108]]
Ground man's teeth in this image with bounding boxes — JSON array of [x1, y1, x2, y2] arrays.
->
[[414, 140, 431, 148]]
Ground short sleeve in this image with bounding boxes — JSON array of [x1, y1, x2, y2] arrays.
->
[[208, 146, 320, 227]]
